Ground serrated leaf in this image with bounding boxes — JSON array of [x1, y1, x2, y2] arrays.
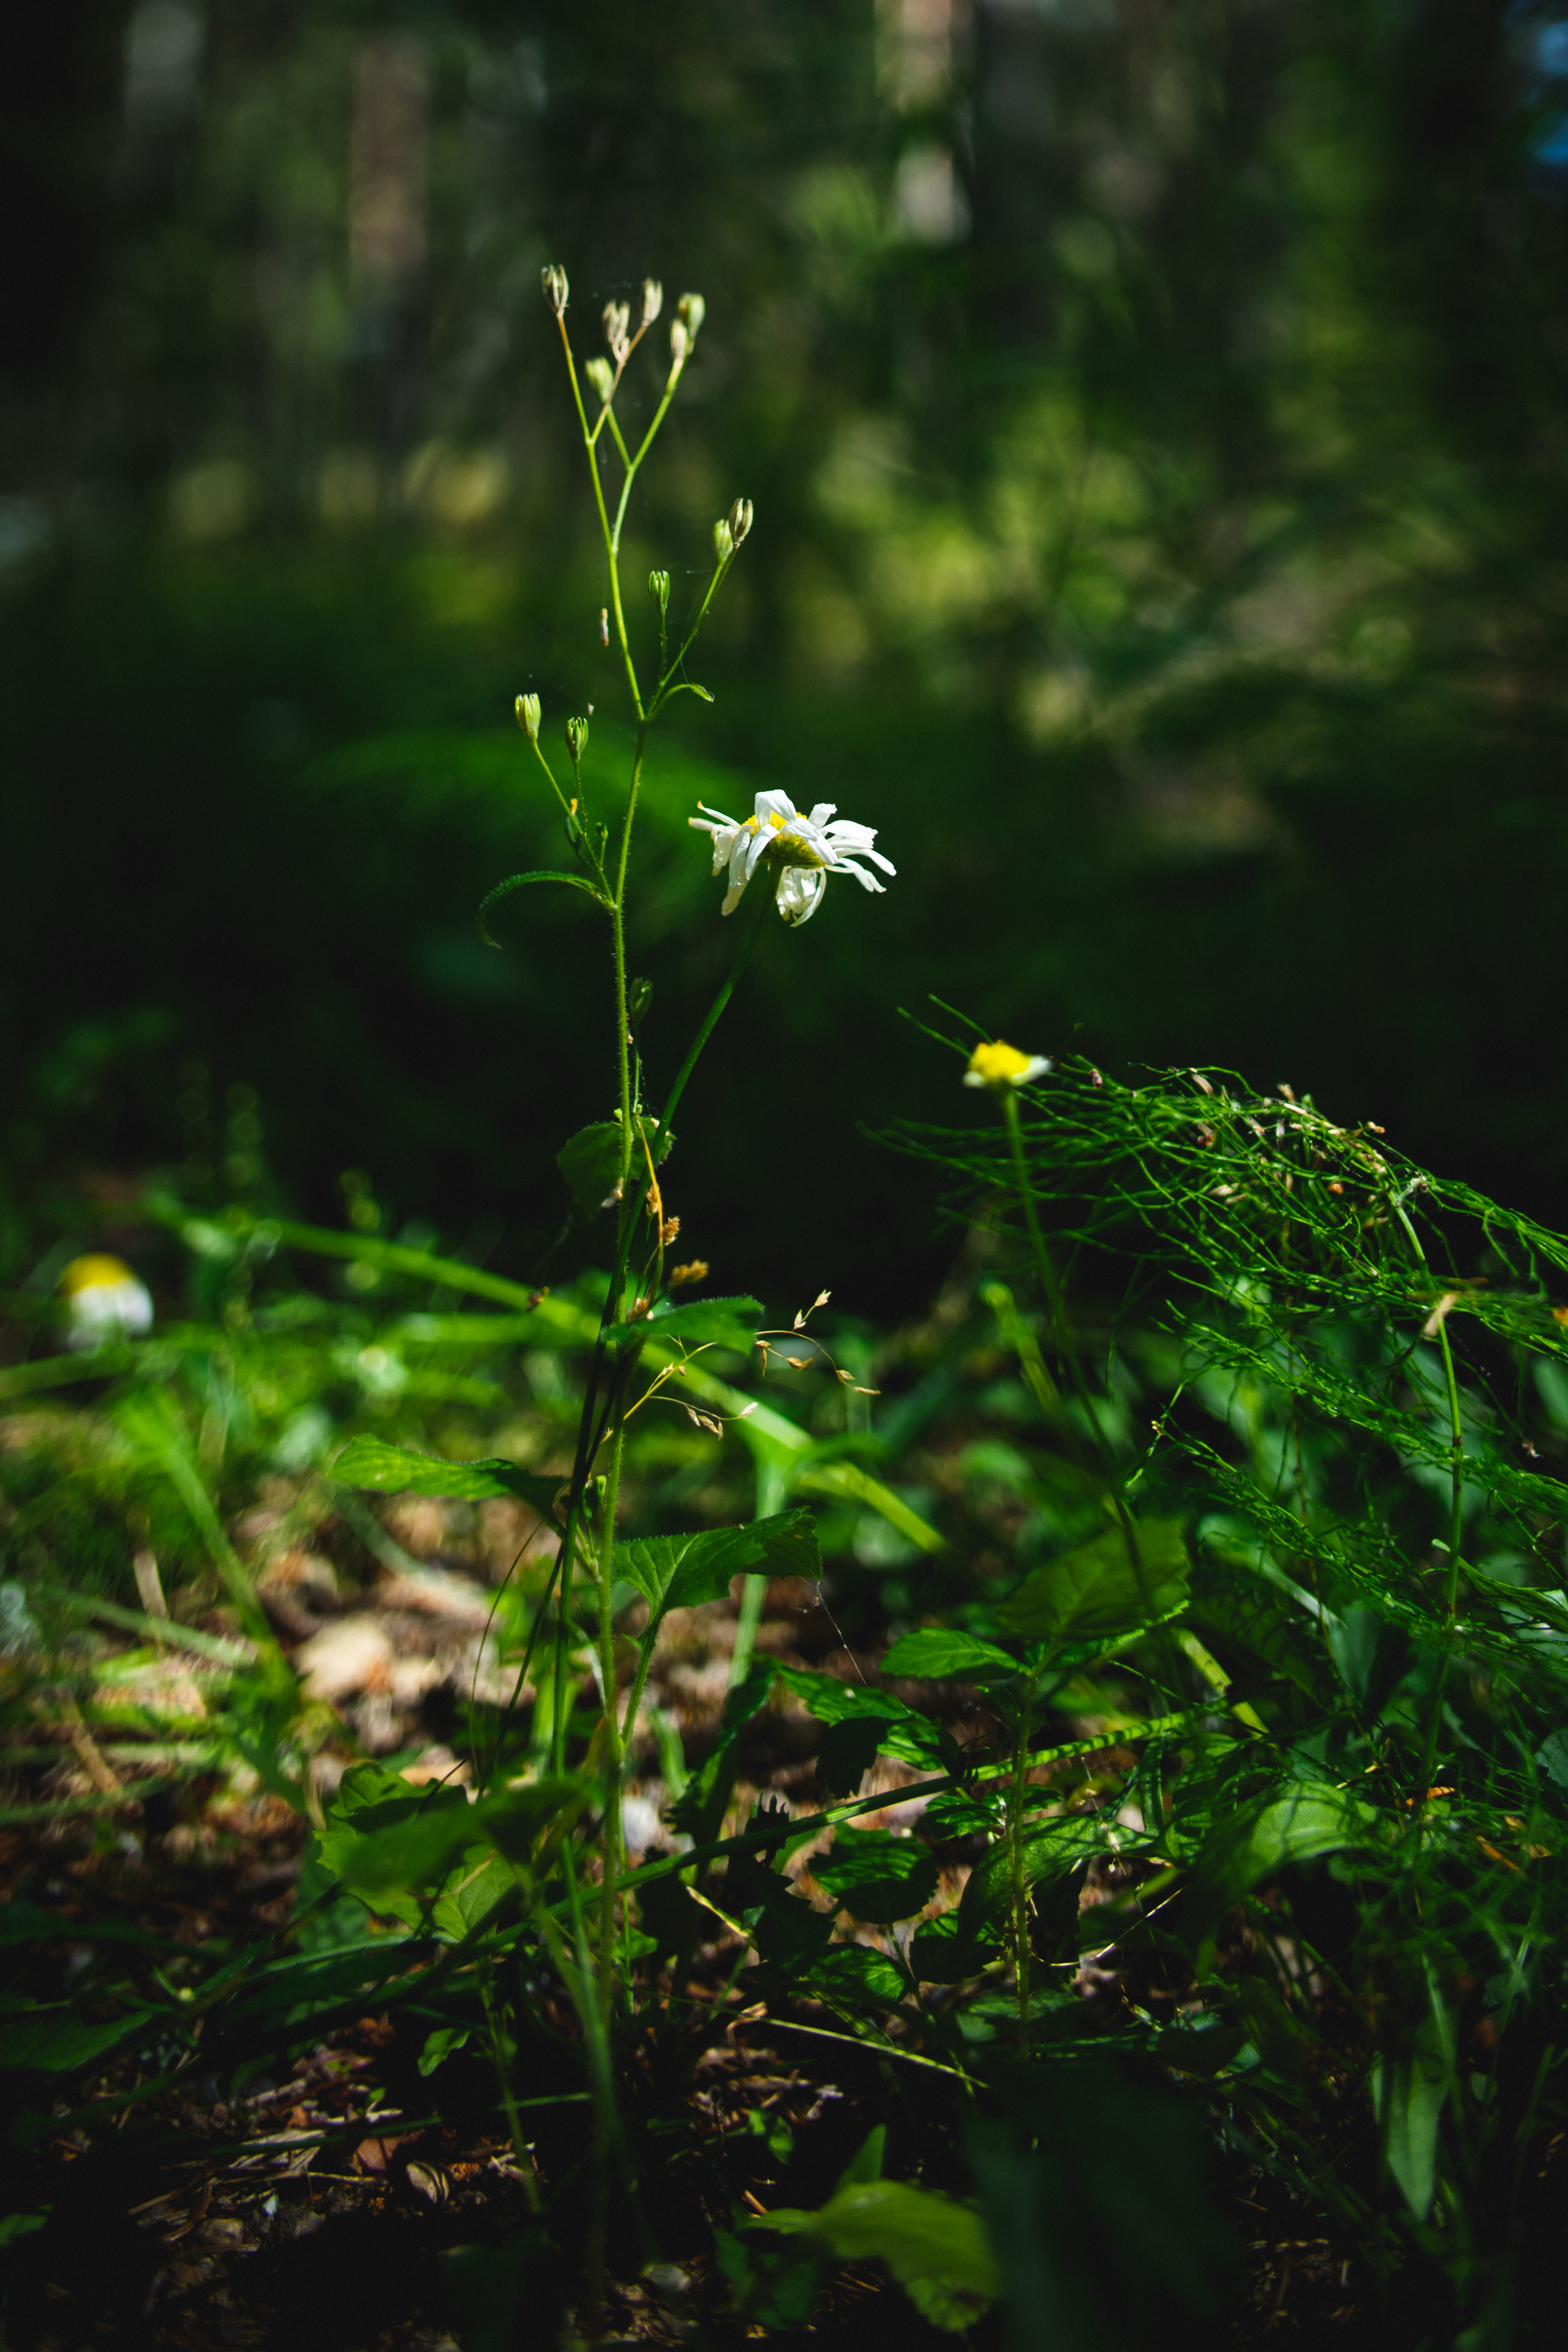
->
[[615, 1508, 819, 1615], [809, 1831, 938, 1924], [477, 868, 605, 946], [330, 1435, 565, 1519], [605, 1295, 762, 1351], [798, 1945, 909, 2009], [881, 1629, 1018, 1679], [997, 1519, 1190, 1643]]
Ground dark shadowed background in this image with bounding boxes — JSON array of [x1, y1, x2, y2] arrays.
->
[[5, 0, 1568, 1320]]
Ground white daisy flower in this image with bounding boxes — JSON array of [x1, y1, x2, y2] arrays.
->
[[60, 1255, 154, 1351], [687, 790, 894, 925]]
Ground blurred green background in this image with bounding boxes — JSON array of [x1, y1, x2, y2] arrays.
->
[[7, 0, 1568, 1320]]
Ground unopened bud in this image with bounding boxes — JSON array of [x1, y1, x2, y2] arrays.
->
[[603, 300, 631, 364], [669, 319, 689, 369], [585, 356, 613, 404], [641, 277, 663, 328], [542, 264, 568, 315], [565, 715, 589, 764], [712, 518, 734, 564], [727, 498, 754, 547], [677, 292, 706, 342], [515, 693, 541, 741], [648, 569, 671, 615]]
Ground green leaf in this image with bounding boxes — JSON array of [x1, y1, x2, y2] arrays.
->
[[317, 1763, 575, 1932], [0, 2008, 154, 2074], [997, 1519, 1191, 1643], [957, 1816, 1107, 1937], [798, 1944, 909, 2010], [329, 1435, 565, 1519], [881, 1629, 1018, 1680], [747, 2181, 997, 2332], [614, 1509, 820, 1615], [558, 1123, 626, 1217], [557, 1116, 672, 1220], [1375, 2011, 1450, 2221], [477, 868, 605, 945], [605, 1295, 762, 1352], [1187, 1781, 1383, 1949], [417, 2025, 472, 2076], [815, 1715, 894, 1796], [774, 1665, 941, 1770], [809, 1831, 938, 1925]]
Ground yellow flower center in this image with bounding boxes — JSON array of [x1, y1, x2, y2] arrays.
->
[[967, 1040, 1037, 1088], [61, 1254, 136, 1297]]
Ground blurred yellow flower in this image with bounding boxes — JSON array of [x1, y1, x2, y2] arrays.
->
[[60, 1255, 153, 1350], [964, 1040, 1050, 1090]]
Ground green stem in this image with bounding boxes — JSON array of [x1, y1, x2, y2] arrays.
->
[[595, 1408, 629, 2020], [1008, 1690, 1034, 2057], [650, 555, 732, 717], [557, 311, 643, 719], [1392, 1202, 1466, 1797], [657, 875, 772, 1139], [1000, 1087, 1147, 1600], [1418, 1311, 1467, 1794], [611, 722, 649, 1185]]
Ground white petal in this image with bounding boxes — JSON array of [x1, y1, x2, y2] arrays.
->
[[807, 802, 837, 826], [722, 881, 746, 915], [753, 788, 797, 824], [859, 847, 896, 875]]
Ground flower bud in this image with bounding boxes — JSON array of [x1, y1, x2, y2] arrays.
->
[[669, 319, 689, 368], [712, 518, 734, 564], [603, 300, 631, 364], [565, 715, 589, 764], [648, 569, 671, 615], [585, 356, 613, 404], [641, 277, 663, 327], [677, 292, 705, 343], [515, 693, 541, 741], [727, 497, 754, 547], [542, 263, 568, 315]]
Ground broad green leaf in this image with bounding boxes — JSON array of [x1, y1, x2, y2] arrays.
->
[[747, 2180, 997, 2332], [957, 1815, 1107, 1937], [557, 1116, 671, 1218], [1187, 1781, 1382, 1948], [615, 1509, 819, 1615], [809, 1830, 938, 1925], [881, 1629, 1017, 1680], [477, 867, 605, 945], [605, 1295, 761, 1351], [774, 1664, 941, 1770], [815, 1715, 894, 1795], [431, 1851, 515, 1942], [318, 1763, 574, 1929], [997, 1519, 1191, 1643], [1374, 2011, 1450, 2221], [329, 1435, 565, 1519], [798, 1945, 908, 2010]]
